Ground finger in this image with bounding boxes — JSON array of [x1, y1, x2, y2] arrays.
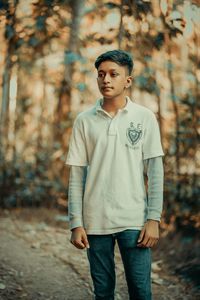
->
[[137, 242, 147, 248], [82, 235, 90, 249], [149, 237, 159, 248], [71, 239, 85, 249], [137, 229, 145, 243], [74, 240, 86, 249], [75, 244, 85, 249], [138, 233, 151, 247], [137, 239, 148, 248], [146, 238, 153, 248], [141, 234, 149, 247]]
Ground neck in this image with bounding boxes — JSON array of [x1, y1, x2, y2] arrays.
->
[[102, 95, 127, 112]]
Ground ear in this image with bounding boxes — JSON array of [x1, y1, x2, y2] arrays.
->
[[125, 76, 132, 88]]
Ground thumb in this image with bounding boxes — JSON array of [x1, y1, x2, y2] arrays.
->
[[82, 233, 90, 249], [138, 228, 145, 243]]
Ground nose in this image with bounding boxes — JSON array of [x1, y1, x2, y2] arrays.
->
[[103, 73, 111, 83]]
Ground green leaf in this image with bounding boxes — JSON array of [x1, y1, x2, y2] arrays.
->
[[16, 38, 24, 48], [153, 32, 164, 50], [5, 24, 15, 40], [166, 61, 174, 71], [28, 36, 40, 47], [64, 51, 82, 65], [76, 83, 86, 91], [36, 15, 46, 30]]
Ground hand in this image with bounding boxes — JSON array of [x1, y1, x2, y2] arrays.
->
[[137, 220, 159, 248], [70, 226, 90, 250]]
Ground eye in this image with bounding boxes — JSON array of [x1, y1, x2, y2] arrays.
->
[[98, 73, 104, 78], [111, 73, 118, 77]]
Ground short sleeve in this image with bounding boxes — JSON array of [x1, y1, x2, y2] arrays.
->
[[65, 116, 88, 166], [142, 112, 164, 160]]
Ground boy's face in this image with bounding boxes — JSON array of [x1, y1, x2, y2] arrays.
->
[[96, 60, 132, 100]]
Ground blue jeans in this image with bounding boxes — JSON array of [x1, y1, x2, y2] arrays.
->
[[86, 229, 152, 300]]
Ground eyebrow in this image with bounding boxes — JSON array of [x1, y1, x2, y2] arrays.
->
[[98, 69, 118, 73]]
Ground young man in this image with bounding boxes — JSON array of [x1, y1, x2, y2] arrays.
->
[[66, 50, 164, 300]]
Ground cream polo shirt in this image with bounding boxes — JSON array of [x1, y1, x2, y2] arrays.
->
[[66, 96, 165, 234]]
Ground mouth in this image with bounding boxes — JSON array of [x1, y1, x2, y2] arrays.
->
[[102, 87, 113, 90]]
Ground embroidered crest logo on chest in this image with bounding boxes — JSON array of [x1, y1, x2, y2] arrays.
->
[[126, 122, 142, 145]]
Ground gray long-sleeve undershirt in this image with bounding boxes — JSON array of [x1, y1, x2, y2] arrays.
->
[[68, 156, 164, 230]]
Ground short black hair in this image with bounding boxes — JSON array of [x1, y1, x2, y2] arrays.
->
[[94, 50, 133, 75]]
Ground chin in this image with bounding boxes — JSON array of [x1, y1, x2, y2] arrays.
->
[[102, 94, 115, 99], [102, 90, 115, 96]]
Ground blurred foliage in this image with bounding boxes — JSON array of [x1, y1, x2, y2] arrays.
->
[[0, 0, 200, 231], [0, 148, 68, 209]]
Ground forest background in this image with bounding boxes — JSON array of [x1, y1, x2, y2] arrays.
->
[[0, 0, 199, 242]]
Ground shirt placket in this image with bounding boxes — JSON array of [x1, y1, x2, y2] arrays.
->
[[108, 110, 122, 136]]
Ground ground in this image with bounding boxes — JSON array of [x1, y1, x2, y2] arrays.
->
[[0, 208, 199, 300]]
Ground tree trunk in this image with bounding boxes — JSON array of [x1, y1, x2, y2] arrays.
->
[[57, 0, 85, 124], [167, 42, 180, 177], [156, 93, 163, 142], [0, 58, 11, 128], [0, 0, 19, 155], [55, 0, 85, 141], [118, 0, 125, 49], [53, 0, 85, 180], [0, 0, 19, 206]]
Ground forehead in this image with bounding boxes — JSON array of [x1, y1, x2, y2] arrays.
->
[[97, 60, 126, 73]]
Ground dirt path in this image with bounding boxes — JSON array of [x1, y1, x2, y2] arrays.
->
[[0, 209, 199, 300]]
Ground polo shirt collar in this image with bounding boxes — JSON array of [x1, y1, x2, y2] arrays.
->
[[95, 96, 132, 115]]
